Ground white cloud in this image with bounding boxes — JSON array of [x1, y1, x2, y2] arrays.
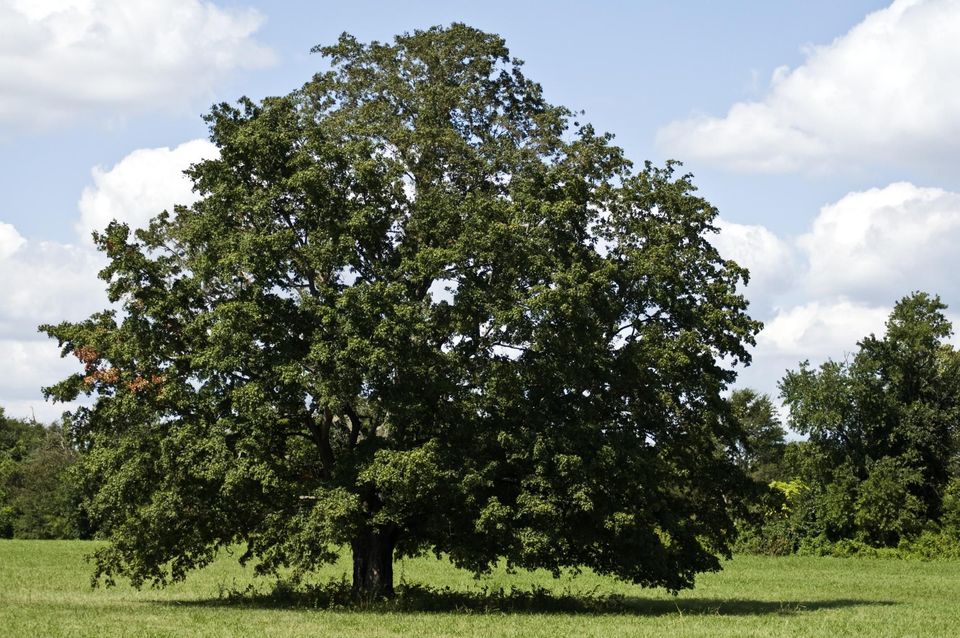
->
[[713, 217, 796, 309], [0, 231, 106, 421], [0, 0, 275, 126], [77, 138, 217, 242], [712, 181, 960, 311], [757, 299, 890, 360], [0, 237, 107, 339], [799, 182, 960, 303], [0, 338, 86, 423], [1, 139, 215, 420], [732, 298, 891, 411], [737, 180, 960, 382], [657, 0, 960, 173], [719, 180, 960, 403], [0, 221, 26, 259]]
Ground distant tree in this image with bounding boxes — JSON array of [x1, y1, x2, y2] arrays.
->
[[1, 408, 43, 538], [781, 292, 960, 544], [0, 407, 44, 459], [725, 389, 786, 482], [0, 408, 83, 539], [12, 424, 85, 539], [941, 477, 960, 533], [43, 25, 760, 596]]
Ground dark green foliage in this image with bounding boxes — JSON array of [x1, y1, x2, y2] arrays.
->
[[0, 408, 84, 539], [739, 293, 960, 556], [853, 456, 924, 546], [941, 477, 960, 532], [782, 292, 960, 522], [42, 25, 759, 595], [720, 389, 792, 554], [724, 389, 786, 483]]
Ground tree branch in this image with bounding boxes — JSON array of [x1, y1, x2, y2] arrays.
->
[[306, 407, 336, 479], [345, 403, 363, 447]]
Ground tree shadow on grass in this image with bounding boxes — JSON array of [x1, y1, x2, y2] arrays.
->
[[163, 580, 896, 616]]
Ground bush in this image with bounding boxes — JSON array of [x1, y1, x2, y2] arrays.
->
[[896, 529, 960, 560], [734, 470, 960, 559], [734, 518, 798, 556], [941, 477, 960, 532], [854, 457, 924, 546], [733, 480, 809, 556]]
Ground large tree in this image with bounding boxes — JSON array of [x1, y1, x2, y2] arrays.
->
[[43, 25, 760, 597]]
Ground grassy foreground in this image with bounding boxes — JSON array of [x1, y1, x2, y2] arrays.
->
[[1, 540, 958, 637]]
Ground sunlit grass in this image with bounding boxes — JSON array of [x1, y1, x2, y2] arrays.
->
[[1, 540, 958, 637]]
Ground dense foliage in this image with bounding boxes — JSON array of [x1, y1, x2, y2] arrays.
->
[[736, 292, 960, 557], [724, 388, 786, 483], [41, 24, 760, 596], [0, 408, 86, 539]]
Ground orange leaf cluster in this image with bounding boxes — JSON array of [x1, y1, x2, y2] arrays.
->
[[73, 345, 101, 373], [127, 374, 165, 394], [83, 367, 119, 387], [127, 377, 150, 393]]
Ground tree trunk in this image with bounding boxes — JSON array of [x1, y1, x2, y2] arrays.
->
[[351, 526, 397, 598]]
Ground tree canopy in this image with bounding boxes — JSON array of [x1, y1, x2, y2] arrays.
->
[[778, 292, 960, 547], [724, 389, 786, 483], [43, 24, 760, 596], [0, 408, 83, 539]]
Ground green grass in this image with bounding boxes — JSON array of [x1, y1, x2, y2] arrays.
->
[[1, 540, 958, 637]]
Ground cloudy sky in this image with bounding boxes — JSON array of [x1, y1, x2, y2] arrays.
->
[[1, 0, 956, 422]]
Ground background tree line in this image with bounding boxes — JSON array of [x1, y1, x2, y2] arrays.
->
[[729, 292, 960, 558], [0, 408, 90, 539]]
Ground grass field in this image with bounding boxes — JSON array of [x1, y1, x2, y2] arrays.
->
[[1, 540, 958, 637]]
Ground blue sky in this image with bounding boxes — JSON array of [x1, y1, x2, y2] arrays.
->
[[2, 0, 892, 241], [2, 0, 957, 422]]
